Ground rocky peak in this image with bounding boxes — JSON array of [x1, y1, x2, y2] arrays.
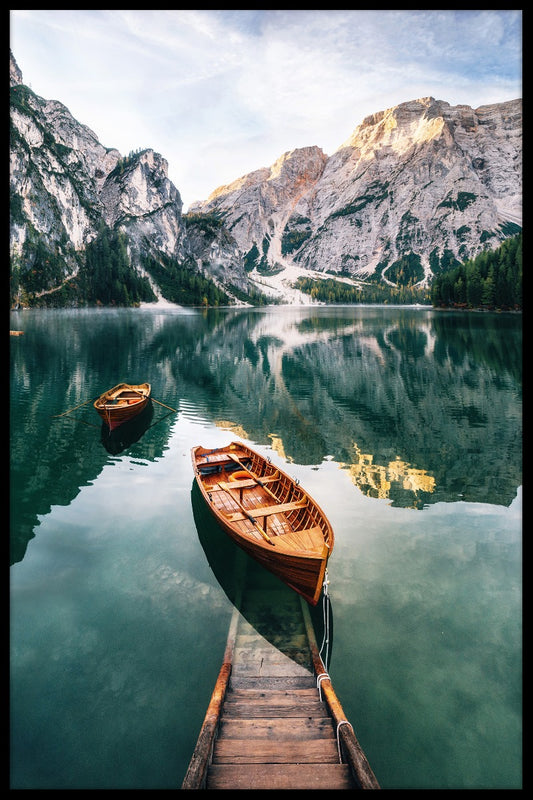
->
[[10, 50, 22, 87], [100, 148, 189, 264], [295, 96, 521, 279], [101, 150, 181, 226], [345, 97, 446, 151], [338, 97, 495, 164], [191, 146, 328, 256]]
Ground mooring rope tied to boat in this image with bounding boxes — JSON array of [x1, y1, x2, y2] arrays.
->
[[316, 671, 330, 701], [52, 413, 100, 428], [319, 569, 331, 669], [336, 720, 354, 763]]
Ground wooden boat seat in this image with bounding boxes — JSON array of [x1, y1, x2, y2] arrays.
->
[[216, 479, 258, 491], [197, 451, 249, 467], [105, 397, 141, 407], [225, 500, 307, 524], [250, 500, 307, 517]]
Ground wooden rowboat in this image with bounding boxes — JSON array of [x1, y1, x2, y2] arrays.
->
[[191, 441, 334, 606], [94, 382, 151, 431]]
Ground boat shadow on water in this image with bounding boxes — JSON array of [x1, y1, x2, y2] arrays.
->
[[100, 401, 154, 455], [191, 481, 333, 667]]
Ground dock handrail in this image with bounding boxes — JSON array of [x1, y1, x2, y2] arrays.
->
[[181, 603, 240, 790], [300, 598, 380, 790]]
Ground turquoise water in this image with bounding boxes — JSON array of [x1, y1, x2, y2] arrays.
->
[[10, 305, 522, 789]]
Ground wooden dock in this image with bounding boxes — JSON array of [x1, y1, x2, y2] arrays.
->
[[181, 583, 380, 790]]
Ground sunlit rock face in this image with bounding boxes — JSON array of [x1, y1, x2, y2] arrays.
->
[[192, 97, 521, 285]]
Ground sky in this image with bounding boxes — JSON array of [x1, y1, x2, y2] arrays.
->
[[10, 9, 522, 211]]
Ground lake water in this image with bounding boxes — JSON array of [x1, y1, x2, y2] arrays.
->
[[10, 305, 522, 789]]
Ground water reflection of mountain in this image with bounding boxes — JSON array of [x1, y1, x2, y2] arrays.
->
[[272, 311, 522, 508], [169, 307, 520, 509], [10, 310, 174, 565], [10, 395, 169, 566], [10, 306, 522, 567]]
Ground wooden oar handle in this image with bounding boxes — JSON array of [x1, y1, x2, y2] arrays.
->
[[51, 396, 97, 417]]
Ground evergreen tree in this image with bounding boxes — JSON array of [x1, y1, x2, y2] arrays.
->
[[431, 233, 521, 310]]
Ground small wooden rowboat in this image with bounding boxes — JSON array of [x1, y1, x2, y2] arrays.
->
[[94, 382, 151, 431], [191, 441, 334, 606]]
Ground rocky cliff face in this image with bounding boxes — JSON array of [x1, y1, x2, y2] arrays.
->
[[9, 51, 249, 302], [10, 87, 119, 260], [10, 50, 521, 305], [193, 97, 521, 287], [99, 150, 187, 262]]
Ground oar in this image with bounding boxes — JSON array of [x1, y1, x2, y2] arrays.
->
[[227, 453, 279, 502], [151, 397, 178, 413], [216, 482, 274, 545], [51, 396, 98, 418]]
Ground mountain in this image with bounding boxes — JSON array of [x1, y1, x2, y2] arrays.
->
[[192, 97, 522, 293], [10, 51, 521, 307], [9, 51, 250, 306]]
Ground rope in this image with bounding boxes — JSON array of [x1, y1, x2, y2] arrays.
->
[[316, 671, 330, 701], [319, 569, 331, 670], [313, 571, 355, 765], [53, 414, 100, 429], [336, 720, 354, 763]]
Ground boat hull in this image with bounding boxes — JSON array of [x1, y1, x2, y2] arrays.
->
[[94, 382, 151, 431], [191, 441, 334, 605]]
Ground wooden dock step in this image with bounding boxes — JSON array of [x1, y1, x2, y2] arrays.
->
[[203, 588, 357, 790], [181, 578, 380, 790], [207, 763, 355, 790]]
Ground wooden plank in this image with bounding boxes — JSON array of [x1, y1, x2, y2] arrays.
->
[[212, 738, 340, 764], [236, 633, 308, 649], [197, 450, 249, 466], [230, 675, 317, 690], [216, 479, 257, 491], [254, 473, 280, 483], [279, 526, 328, 551], [227, 688, 318, 700], [224, 500, 307, 523], [248, 500, 307, 518], [231, 653, 312, 678], [218, 717, 335, 740], [207, 764, 355, 790], [221, 700, 327, 718]]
